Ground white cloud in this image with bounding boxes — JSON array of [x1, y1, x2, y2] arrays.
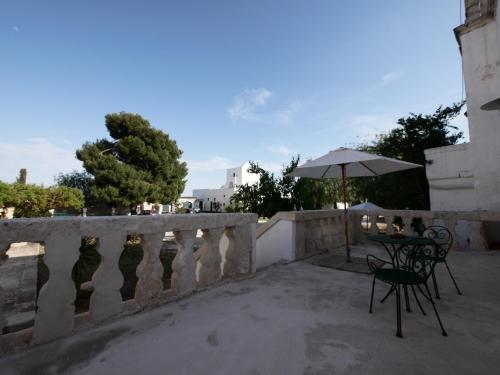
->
[[0, 138, 82, 185], [227, 88, 272, 122], [381, 70, 404, 85], [185, 156, 236, 172], [13, 26, 19, 32], [267, 145, 292, 157], [273, 100, 303, 126]]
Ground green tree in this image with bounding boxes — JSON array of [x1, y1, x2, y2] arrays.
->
[[350, 102, 464, 209], [76, 112, 188, 210], [16, 168, 27, 184], [0, 181, 14, 209], [294, 178, 343, 210], [55, 170, 96, 207], [230, 157, 341, 217], [9, 183, 84, 218]]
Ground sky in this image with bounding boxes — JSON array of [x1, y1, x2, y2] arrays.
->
[[0, 0, 467, 195]]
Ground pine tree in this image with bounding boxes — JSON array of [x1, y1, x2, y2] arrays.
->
[[76, 112, 187, 210]]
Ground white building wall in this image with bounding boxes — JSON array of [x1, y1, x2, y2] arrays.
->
[[426, 0, 500, 211], [425, 144, 476, 211], [193, 162, 260, 212], [459, 0, 500, 210]]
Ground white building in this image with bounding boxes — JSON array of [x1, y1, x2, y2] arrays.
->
[[425, 0, 500, 211], [193, 162, 259, 212]]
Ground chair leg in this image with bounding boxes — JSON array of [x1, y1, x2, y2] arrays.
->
[[431, 269, 440, 299], [444, 260, 462, 295], [396, 283, 403, 338], [423, 282, 448, 337], [369, 276, 376, 313], [403, 285, 411, 312], [380, 283, 395, 304], [411, 285, 426, 316]]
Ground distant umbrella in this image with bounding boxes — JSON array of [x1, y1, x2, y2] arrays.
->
[[349, 202, 384, 210]]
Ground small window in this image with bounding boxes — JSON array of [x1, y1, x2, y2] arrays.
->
[[233, 173, 236, 177]]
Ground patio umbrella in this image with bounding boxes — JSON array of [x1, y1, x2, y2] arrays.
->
[[349, 202, 384, 210], [288, 147, 421, 262]]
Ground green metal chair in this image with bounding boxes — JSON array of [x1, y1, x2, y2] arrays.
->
[[367, 238, 447, 338], [422, 225, 462, 299]]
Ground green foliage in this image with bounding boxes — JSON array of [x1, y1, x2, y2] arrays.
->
[[0, 182, 85, 218], [55, 170, 96, 207], [294, 178, 343, 210], [231, 162, 285, 218], [16, 168, 27, 185], [76, 112, 188, 209], [0, 181, 14, 208], [230, 156, 340, 217], [350, 102, 465, 210]]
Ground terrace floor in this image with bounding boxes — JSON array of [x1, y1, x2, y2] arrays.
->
[[1, 246, 500, 375]]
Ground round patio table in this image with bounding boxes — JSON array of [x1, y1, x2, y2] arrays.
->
[[365, 234, 433, 266]]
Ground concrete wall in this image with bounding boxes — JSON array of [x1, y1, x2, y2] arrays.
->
[[425, 143, 476, 210], [426, 1, 500, 211], [457, 0, 500, 210], [256, 220, 295, 269]]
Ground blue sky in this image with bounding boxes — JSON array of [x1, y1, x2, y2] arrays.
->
[[0, 0, 467, 195]]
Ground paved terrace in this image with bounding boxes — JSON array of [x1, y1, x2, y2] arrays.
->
[[1, 247, 499, 375]]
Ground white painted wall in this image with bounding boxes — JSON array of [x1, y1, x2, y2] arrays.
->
[[460, 1, 500, 210], [193, 162, 260, 211], [425, 144, 476, 210], [256, 220, 295, 269], [425, 1, 500, 211]]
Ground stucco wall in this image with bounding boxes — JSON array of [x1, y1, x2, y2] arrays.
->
[[425, 143, 476, 210], [459, 0, 500, 210], [256, 220, 295, 269]]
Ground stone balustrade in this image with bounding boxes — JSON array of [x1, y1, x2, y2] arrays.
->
[[256, 210, 346, 268], [349, 209, 491, 251], [0, 213, 256, 348]]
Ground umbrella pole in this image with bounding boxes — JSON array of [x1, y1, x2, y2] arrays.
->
[[341, 164, 351, 262]]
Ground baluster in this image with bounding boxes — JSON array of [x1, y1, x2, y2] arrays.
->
[[422, 216, 433, 229], [88, 231, 127, 322], [385, 215, 394, 235], [0, 240, 10, 333], [33, 231, 80, 344], [198, 228, 224, 287], [369, 215, 378, 235], [401, 214, 410, 234], [223, 226, 238, 278], [135, 232, 165, 307], [469, 221, 488, 251], [445, 217, 460, 252], [171, 229, 197, 294]]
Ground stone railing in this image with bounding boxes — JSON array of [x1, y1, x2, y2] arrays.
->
[[0, 213, 256, 350], [349, 209, 490, 251], [256, 210, 345, 268]]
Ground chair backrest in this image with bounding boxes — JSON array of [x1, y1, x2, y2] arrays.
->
[[422, 225, 453, 258], [396, 238, 439, 282]]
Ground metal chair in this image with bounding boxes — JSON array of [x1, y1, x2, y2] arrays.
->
[[367, 238, 447, 338], [422, 225, 462, 298]]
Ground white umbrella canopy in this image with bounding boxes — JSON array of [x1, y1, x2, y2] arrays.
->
[[289, 148, 421, 179], [288, 147, 422, 262]]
